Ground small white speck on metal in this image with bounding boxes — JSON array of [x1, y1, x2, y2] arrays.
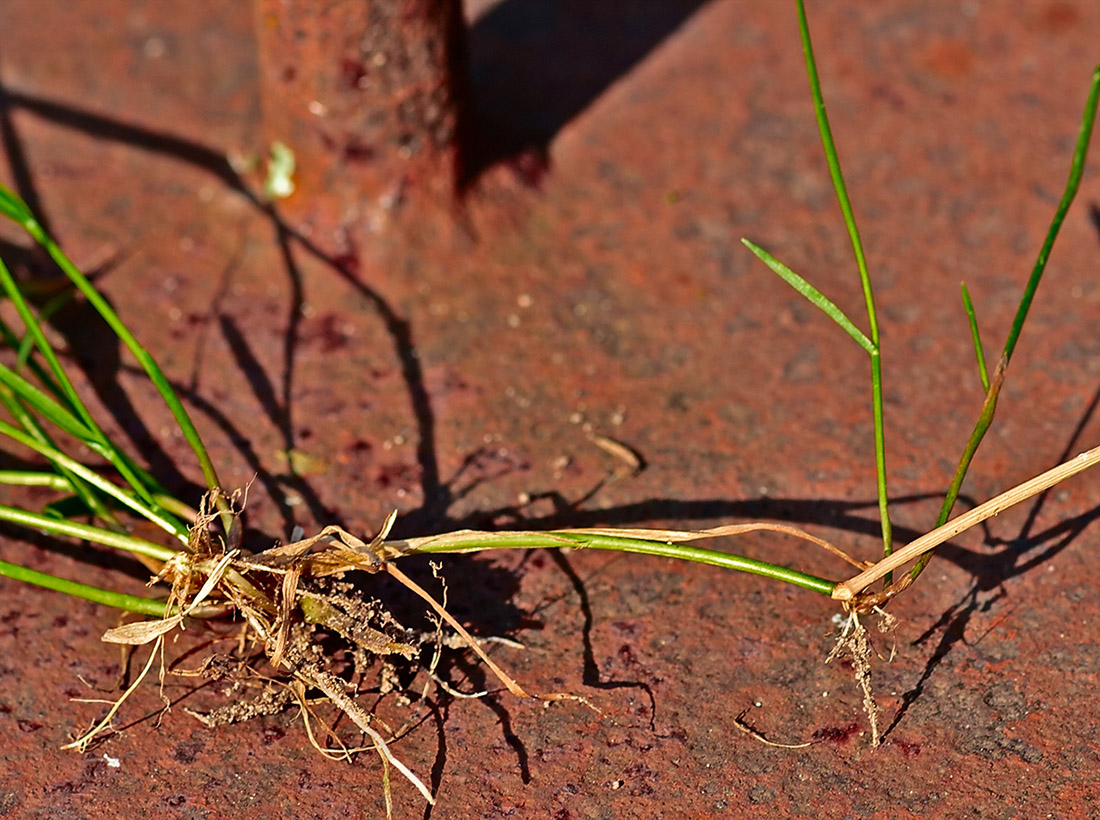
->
[[264, 141, 296, 199]]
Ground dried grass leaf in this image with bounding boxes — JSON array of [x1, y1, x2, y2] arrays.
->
[[101, 551, 238, 645], [102, 615, 183, 645]]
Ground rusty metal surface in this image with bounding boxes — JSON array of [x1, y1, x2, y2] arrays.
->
[[1, 1, 1099, 817]]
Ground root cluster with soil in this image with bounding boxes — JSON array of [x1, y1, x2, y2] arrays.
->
[[66, 496, 585, 810]]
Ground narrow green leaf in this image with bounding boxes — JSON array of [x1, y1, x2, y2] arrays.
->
[[0, 256, 100, 435], [796, 0, 894, 566], [0, 185, 34, 226], [0, 315, 66, 401], [906, 65, 1100, 586], [0, 470, 72, 489], [0, 419, 187, 542], [960, 282, 989, 392], [1002, 65, 1100, 365], [35, 232, 222, 489], [5, 194, 233, 530], [16, 286, 78, 370], [0, 558, 171, 616], [796, 0, 879, 349], [405, 530, 837, 596], [0, 472, 195, 531], [0, 362, 97, 441], [742, 238, 874, 354], [0, 381, 122, 529], [0, 504, 177, 562], [0, 255, 161, 512]]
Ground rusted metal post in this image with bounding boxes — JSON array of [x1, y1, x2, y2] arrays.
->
[[254, 0, 467, 242]]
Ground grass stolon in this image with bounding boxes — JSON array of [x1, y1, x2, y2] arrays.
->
[[2, 0, 1099, 806]]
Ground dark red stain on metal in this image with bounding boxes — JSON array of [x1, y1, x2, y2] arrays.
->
[[618, 643, 638, 666], [343, 138, 375, 163], [301, 312, 351, 353], [890, 739, 922, 757], [374, 463, 419, 489], [812, 723, 862, 744], [339, 57, 367, 90]]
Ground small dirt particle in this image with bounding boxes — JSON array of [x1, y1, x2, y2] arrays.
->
[[171, 740, 204, 765], [748, 784, 776, 804]]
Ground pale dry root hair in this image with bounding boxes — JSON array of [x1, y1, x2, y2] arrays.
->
[[63, 495, 588, 813], [825, 604, 898, 747], [823, 443, 1100, 745]]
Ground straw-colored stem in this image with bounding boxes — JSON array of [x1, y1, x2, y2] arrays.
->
[[833, 443, 1100, 600]]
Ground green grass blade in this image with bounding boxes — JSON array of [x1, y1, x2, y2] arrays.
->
[[0, 471, 196, 531], [0, 361, 97, 440], [905, 65, 1100, 585], [0, 418, 188, 542], [1, 186, 233, 533], [796, 0, 879, 347], [15, 287, 77, 370], [741, 239, 874, 353], [0, 470, 73, 489], [868, 350, 892, 566], [795, 0, 893, 565], [0, 257, 92, 425], [0, 381, 122, 529], [0, 184, 33, 224], [960, 282, 990, 392], [0, 472, 115, 526], [403, 530, 837, 596], [0, 255, 160, 511], [0, 188, 213, 531], [0, 315, 66, 402], [15, 209, 224, 500], [0, 503, 177, 562], [0, 558, 170, 616], [2, 312, 178, 513], [1001, 65, 1100, 364]]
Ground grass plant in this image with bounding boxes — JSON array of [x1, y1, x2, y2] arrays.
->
[[1, 0, 1098, 806]]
